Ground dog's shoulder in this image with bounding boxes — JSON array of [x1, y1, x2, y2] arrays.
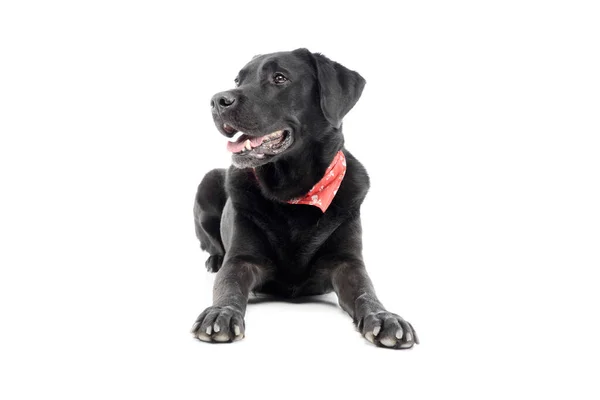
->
[[331, 148, 370, 211]]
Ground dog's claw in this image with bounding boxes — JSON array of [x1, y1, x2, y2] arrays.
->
[[373, 325, 381, 336]]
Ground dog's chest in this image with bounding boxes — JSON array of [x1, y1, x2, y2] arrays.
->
[[260, 205, 340, 269]]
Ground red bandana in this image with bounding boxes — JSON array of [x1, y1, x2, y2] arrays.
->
[[287, 151, 346, 212]]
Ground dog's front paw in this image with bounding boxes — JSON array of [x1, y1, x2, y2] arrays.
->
[[358, 311, 419, 349], [191, 306, 245, 343]]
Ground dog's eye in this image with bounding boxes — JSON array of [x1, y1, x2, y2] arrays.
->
[[273, 73, 288, 85], [234, 77, 240, 87]]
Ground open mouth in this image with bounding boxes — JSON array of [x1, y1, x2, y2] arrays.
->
[[224, 124, 292, 158]]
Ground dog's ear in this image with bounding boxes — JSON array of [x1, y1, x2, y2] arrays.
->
[[310, 52, 366, 128]]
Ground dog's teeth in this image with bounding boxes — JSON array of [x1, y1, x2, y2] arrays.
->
[[245, 140, 252, 151], [228, 131, 244, 142]]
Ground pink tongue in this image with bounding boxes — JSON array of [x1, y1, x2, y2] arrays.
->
[[226, 135, 265, 153]]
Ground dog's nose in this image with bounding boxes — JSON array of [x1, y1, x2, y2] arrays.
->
[[211, 92, 237, 112]]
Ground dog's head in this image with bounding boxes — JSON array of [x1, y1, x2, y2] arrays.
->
[[210, 48, 365, 168]]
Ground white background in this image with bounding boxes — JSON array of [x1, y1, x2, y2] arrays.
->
[[1, 1, 599, 399]]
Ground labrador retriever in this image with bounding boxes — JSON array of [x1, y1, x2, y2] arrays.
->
[[191, 48, 418, 349]]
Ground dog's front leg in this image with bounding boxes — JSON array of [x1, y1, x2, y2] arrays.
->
[[332, 261, 419, 349], [191, 257, 268, 343]]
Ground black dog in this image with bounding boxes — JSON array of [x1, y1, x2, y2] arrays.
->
[[191, 48, 418, 349]]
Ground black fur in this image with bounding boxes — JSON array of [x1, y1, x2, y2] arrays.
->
[[191, 49, 418, 349]]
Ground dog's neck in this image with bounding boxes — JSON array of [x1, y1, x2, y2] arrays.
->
[[254, 129, 344, 202]]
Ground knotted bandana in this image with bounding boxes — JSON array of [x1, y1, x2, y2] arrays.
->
[[287, 151, 346, 212]]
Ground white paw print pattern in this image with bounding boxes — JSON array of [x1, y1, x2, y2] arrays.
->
[[287, 151, 346, 212]]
